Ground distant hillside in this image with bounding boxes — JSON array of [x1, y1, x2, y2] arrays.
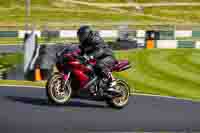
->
[[0, 0, 200, 29], [68, 0, 200, 3], [137, 0, 200, 3]]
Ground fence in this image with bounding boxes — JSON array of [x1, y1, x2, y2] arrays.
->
[[0, 24, 200, 38], [1, 25, 200, 48]]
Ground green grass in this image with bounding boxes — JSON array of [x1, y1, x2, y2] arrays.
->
[[0, 52, 45, 87], [77, 0, 128, 3], [0, 0, 52, 8], [143, 6, 200, 24], [0, 53, 23, 72], [114, 48, 200, 101], [137, 0, 200, 3], [1, 0, 200, 28], [176, 37, 200, 41], [0, 38, 23, 44], [0, 80, 46, 87], [0, 7, 163, 26], [0, 37, 117, 45]]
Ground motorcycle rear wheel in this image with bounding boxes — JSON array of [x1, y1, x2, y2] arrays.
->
[[46, 73, 72, 105], [105, 79, 131, 109]]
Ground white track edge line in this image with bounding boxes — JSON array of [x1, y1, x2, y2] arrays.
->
[[131, 92, 197, 102], [0, 84, 45, 88], [0, 84, 197, 102]]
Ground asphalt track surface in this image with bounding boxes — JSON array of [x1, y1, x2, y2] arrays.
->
[[0, 45, 22, 53], [0, 86, 200, 132]]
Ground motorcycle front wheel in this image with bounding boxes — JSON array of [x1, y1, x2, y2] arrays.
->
[[46, 73, 72, 105], [105, 79, 131, 109]]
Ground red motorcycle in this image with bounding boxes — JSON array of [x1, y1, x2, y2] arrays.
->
[[46, 45, 132, 108]]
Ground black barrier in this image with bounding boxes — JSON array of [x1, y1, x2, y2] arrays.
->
[[34, 44, 67, 80], [41, 30, 60, 41], [24, 70, 35, 81], [108, 40, 138, 50], [145, 30, 160, 40], [159, 30, 175, 40], [0, 31, 18, 38]]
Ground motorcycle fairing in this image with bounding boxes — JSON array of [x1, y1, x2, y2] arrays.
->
[[112, 60, 131, 72]]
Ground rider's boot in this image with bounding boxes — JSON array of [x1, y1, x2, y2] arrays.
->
[[89, 85, 97, 96], [105, 80, 122, 97], [99, 71, 121, 97]]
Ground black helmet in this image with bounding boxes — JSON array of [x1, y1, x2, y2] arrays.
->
[[77, 25, 93, 44]]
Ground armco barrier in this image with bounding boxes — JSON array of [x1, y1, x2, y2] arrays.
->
[[175, 30, 192, 38], [0, 31, 18, 37], [195, 41, 200, 48], [136, 30, 146, 38], [156, 40, 177, 48], [41, 30, 60, 38], [192, 31, 200, 38], [60, 30, 77, 38], [18, 30, 41, 38], [0, 29, 199, 39], [155, 40, 200, 48], [177, 41, 195, 48], [99, 30, 118, 38], [159, 31, 175, 40]]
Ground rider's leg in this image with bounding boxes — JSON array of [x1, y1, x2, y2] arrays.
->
[[95, 57, 120, 94]]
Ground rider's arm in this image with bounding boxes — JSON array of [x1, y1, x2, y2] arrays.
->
[[78, 45, 85, 56], [90, 45, 105, 59], [92, 43, 115, 59]]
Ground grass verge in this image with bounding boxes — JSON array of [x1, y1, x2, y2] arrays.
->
[[2, 1, 200, 27], [0, 53, 23, 71], [114, 48, 200, 101], [0, 80, 46, 87]]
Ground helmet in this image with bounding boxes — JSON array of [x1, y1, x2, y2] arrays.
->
[[77, 25, 93, 44]]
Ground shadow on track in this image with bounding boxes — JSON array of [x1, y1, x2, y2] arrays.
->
[[5, 96, 107, 108]]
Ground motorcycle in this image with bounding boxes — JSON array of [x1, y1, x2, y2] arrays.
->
[[46, 45, 132, 109]]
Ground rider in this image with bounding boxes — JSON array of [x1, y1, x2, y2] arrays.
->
[[77, 25, 119, 95]]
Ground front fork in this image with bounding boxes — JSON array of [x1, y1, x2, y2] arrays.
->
[[61, 72, 71, 91], [63, 72, 71, 82]]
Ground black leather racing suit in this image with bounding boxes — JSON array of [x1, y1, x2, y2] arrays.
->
[[79, 32, 117, 78]]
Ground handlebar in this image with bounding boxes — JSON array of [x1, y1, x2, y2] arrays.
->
[[78, 55, 95, 65]]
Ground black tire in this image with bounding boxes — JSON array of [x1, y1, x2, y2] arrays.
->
[[106, 79, 131, 109], [46, 73, 72, 105], [45, 72, 60, 91], [45, 72, 61, 104]]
